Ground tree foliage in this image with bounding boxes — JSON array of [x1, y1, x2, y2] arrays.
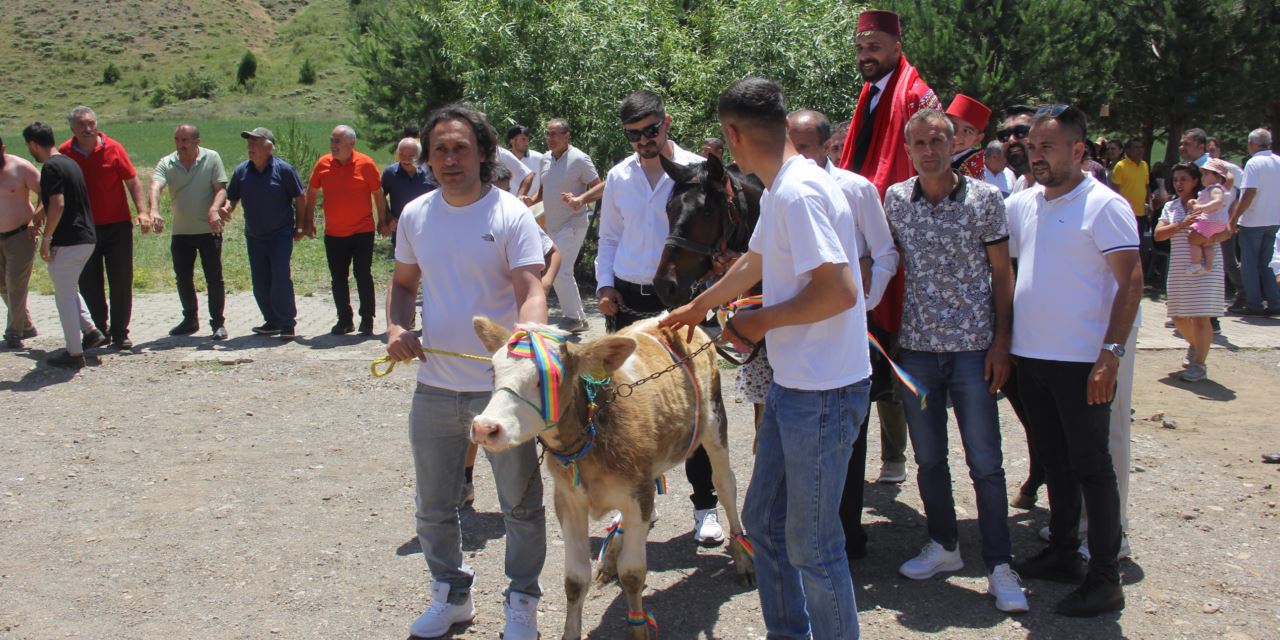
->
[[237, 51, 258, 86]]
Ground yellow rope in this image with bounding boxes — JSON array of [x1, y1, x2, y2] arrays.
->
[[370, 348, 491, 377]]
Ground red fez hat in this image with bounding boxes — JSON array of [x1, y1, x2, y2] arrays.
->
[[946, 94, 992, 131], [857, 10, 901, 36]]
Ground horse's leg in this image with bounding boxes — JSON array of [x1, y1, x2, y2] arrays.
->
[[555, 487, 591, 640], [616, 496, 654, 640], [702, 388, 757, 586]]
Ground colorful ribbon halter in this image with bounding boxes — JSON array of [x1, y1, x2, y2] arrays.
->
[[506, 328, 568, 423]]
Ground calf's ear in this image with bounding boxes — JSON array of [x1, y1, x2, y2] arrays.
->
[[576, 336, 637, 375], [473, 316, 510, 355]]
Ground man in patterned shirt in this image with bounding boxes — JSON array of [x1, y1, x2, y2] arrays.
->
[[882, 109, 1026, 614]]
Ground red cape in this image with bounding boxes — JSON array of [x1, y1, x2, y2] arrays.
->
[[954, 148, 986, 179], [839, 56, 939, 333]]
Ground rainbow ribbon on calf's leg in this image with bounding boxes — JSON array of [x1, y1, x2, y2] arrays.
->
[[866, 331, 928, 410], [597, 519, 624, 563], [654, 474, 667, 495], [626, 610, 658, 637], [732, 531, 755, 560]]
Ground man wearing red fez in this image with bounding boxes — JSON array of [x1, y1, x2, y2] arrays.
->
[[947, 94, 991, 179], [837, 8, 941, 563]]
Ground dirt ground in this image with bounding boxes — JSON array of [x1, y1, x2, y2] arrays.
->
[[2, 316, 1278, 639]]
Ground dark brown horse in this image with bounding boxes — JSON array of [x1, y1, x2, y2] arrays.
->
[[652, 153, 763, 308]]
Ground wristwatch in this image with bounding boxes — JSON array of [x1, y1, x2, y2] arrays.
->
[[1102, 342, 1125, 358]]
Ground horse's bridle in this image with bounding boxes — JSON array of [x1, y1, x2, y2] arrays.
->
[[663, 171, 751, 264]]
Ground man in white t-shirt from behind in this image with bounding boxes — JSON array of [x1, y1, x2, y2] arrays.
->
[[386, 103, 548, 640], [664, 77, 871, 640], [1006, 104, 1141, 618]]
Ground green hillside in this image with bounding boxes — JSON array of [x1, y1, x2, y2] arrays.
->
[[0, 0, 357, 133]]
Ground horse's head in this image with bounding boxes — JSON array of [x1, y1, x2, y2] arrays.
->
[[653, 153, 759, 308], [469, 317, 636, 451]]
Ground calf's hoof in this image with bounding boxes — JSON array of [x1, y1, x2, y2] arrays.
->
[[729, 535, 757, 587]]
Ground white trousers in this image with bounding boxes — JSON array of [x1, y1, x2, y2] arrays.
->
[[549, 215, 589, 323]]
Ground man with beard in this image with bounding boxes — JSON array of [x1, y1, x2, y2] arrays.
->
[[595, 90, 726, 547], [999, 105, 1035, 193], [836, 8, 941, 546]]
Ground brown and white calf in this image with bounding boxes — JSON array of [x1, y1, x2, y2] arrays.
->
[[470, 316, 754, 640]]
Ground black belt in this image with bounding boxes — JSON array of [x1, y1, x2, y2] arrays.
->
[[0, 226, 28, 239], [614, 279, 656, 297]]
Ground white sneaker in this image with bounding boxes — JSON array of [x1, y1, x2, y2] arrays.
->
[[899, 541, 964, 580], [1183, 345, 1195, 368], [988, 564, 1029, 613], [561, 318, 589, 333], [877, 461, 907, 483], [409, 582, 475, 638], [1078, 533, 1132, 562], [693, 508, 725, 546], [1186, 263, 1206, 276], [1181, 363, 1207, 382], [502, 592, 540, 640]]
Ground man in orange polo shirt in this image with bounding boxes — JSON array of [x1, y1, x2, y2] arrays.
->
[[58, 105, 150, 350], [301, 125, 389, 335]]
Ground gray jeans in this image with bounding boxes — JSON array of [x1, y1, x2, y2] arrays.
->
[[409, 383, 545, 600], [47, 243, 95, 355]]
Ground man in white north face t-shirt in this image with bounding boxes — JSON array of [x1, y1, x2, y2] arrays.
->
[[386, 104, 548, 640], [663, 77, 870, 640]]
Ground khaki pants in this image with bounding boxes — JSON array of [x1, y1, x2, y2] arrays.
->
[[0, 229, 36, 339]]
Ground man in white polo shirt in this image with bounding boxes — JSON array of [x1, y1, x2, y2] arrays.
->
[[522, 118, 600, 332], [1230, 128, 1280, 315], [664, 77, 870, 640], [595, 90, 726, 547], [386, 103, 548, 640], [1006, 104, 1142, 618]]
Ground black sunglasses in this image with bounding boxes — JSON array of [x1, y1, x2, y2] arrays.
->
[[996, 125, 1030, 143], [623, 121, 662, 143]]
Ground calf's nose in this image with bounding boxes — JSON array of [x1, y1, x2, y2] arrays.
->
[[471, 416, 503, 445]]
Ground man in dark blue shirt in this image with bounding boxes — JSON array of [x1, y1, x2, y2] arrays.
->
[[381, 137, 436, 249], [221, 127, 306, 340]]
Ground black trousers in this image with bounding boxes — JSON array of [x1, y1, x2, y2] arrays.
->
[[840, 409, 870, 554], [1002, 372, 1045, 495], [1015, 356, 1121, 581], [610, 278, 717, 510], [79, 221, 133, 342], [172, 233, 225, 328], [324, 232, 375, 323]]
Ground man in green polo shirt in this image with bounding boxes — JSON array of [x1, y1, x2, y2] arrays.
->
[[148, 124, 230, 339]]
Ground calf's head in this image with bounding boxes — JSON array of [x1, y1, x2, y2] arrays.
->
[[470, 317, 637, 451]]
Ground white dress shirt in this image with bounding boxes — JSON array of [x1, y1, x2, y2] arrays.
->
[[595, 142, 704, 289], [823, 159, 898, 310]]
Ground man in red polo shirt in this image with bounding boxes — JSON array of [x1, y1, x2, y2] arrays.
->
[[59, 105, 150, 350], [301, 125, 389, 336]]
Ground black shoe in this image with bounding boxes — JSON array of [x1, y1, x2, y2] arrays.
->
[[81, 329, 108, 351], [4, 335, 22, 349], [277, 326, 296, 341], [211, 326, 228, 341], [331, 320, 355, 335], [1056, 572, 1125, 617], [169, 319, 200, 336], [358, 317, 374, 336], [1267, 307, 1280, 317], [1227, 303, 1250, 314], [48, 350, 86, 369], [21, 327, 37, 339], [1210, 317, 1222, 334], [1012, 546, 1088, 584], [113, 337, 133, 350], [252, 323, 281, 336]]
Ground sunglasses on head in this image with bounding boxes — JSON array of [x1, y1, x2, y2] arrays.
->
[[623, 121, 662, 143], [997, 125, 1030, 143]]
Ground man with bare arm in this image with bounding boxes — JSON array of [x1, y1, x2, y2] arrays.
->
[[0, 135, 43, 348]]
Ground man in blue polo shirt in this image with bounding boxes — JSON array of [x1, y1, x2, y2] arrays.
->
[[220, 127, 306, 340], [381, 137, 436, 250]]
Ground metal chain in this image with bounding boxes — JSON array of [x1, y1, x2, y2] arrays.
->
[[614, 300, 666, 319], [596, 338, 715, 407]]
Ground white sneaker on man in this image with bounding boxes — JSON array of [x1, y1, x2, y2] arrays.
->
[[899, 541, 964, 579], [988, 564, 1030, 613], [502, 592, 540, 640], [693, 508, 725, 546], [409, 582, 475, 638], [877, 461, 907, 484]]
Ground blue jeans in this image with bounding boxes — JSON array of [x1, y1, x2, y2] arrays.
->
[[897, 349, 1011, 570], [409, 384, 545, 599], [744, 379, 869, 640], [246, 226, 297, 329], [1238, 225, 1280, 310]]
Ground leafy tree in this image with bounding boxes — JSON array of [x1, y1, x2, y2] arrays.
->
[[298, 59, 317, 85], [237, 51, 258, 86], [170, 69, 218, 101], [102, 63, 121, 85]]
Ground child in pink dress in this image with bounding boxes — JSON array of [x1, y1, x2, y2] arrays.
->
[[1186, 159, 1234, 275]]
